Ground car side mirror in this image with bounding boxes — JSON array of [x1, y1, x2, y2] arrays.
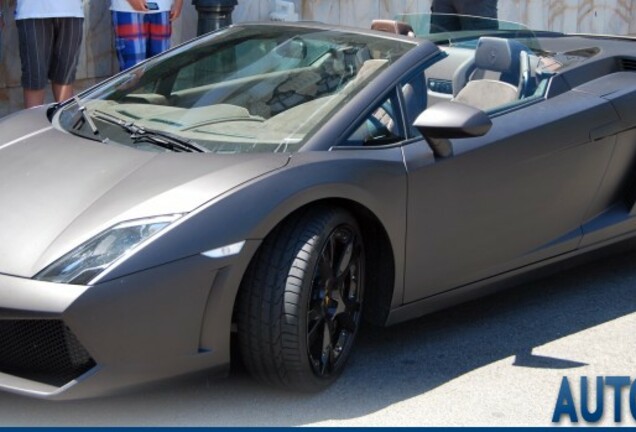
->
[[414, 101, 492, 139], [413, 102, 492, 158]]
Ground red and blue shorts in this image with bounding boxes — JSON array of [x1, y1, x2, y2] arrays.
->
[[112, 11, 171, 71]]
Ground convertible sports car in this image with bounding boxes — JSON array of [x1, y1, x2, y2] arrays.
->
[[1, 13, 636, 399]]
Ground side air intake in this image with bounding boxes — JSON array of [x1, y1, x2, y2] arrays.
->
[[0, 320, 96, 387], [619, 58, 636, 71]]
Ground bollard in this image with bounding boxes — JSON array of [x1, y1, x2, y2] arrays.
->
[[192, 0, 238, 36]]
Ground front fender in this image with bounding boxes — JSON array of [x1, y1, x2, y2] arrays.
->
[[101, 149, 408, 284], [99, 148, 408, 363]]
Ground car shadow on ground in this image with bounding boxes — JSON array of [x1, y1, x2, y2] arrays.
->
[[1, 246, 635, 426]]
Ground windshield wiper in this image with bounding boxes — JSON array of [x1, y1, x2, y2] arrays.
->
[[93, 111, 208, 153], [74, 96, 100, 136], [133, 127, 209, 153]]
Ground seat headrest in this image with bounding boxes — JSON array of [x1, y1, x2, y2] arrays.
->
[[371, 20, 415, 37], [474, 37, 527, 73]]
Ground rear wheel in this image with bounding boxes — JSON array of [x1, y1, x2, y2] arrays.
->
[[237, 207, 364, 391]]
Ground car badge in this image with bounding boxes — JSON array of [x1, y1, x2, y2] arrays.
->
[[489, 49, 497, 65]]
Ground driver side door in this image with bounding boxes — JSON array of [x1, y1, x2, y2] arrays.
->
[[403, 89, 618, 303]]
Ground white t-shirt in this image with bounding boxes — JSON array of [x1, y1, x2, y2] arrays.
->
[[110, 0, 173, 13], [15, 0, 84, 20]]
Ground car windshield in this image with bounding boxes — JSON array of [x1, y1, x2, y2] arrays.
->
[[54, 25, 415, 154], [397, 13, 538, 46]]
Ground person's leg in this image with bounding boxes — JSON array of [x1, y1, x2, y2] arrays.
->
[[112, 11, 147, 71], [457, 0, 498, 30], [51, 83, 73, 101], [17, 18, 53, 108], [146, 11, 171, 58], [49, 17, 84, 102], [456, 0, 498, 19], [23, 89, 46, 108], [430, 0, 461, 33]]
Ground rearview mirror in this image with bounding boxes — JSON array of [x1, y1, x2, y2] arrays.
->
[[275, 37, 308, 60], [414, 101, 492, 139]]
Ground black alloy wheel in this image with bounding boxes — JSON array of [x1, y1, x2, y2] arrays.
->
[[306, 225, 363, 377], [237, 207, 365, 391]]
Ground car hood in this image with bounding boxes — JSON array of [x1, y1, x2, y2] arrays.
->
[[0, 108, 290, 278]]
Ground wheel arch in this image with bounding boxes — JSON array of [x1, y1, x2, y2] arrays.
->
[[318, 198, 396, 327], [191, 168, 406, 363], [234, 197, 397, 328]]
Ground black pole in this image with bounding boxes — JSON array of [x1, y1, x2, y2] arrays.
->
[[192, 0, 238, 36]]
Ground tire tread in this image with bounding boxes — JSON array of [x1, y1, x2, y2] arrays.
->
[[237, 207, 354, 391]]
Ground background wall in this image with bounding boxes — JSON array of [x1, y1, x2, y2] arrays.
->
[[0, 0, 635, 115], [241, 0, 636, 35]]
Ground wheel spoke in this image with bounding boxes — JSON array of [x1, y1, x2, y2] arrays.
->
[[320, 320, 334, 374], [337, 269, 360, 311], [306, 222, 365, 378], [337, 311, 357, 333], [326, 235, 337, 275], [329, 286, 342, 302], [335, 243, 361, 285], [322, 319, 334, 351], [308, 302, 323, 321], [319, 256, 332, 282], [335, 234, 355, 278], [350, 243, 362, 268], [308, 316, 325, 346], [340, 273, 361, 309], [320, 351, 329, 375], [333, 294, 347, 316], [333, 330, 348, 358]]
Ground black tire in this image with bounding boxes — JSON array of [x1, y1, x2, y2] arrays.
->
[[237, 206, 365, 392]]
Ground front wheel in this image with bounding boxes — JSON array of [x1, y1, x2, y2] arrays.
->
[[237, 207, 365, 391]]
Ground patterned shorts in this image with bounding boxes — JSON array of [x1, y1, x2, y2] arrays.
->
[[16, 18, 84, 90], [112, 11, 171, 71]]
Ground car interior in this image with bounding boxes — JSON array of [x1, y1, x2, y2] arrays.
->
[[371, 19, 549, 113]]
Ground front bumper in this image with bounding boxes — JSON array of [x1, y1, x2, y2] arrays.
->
[[0, 243, 259, 400]]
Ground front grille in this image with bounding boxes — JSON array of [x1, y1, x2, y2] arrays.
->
[[0, 320, 96, 387]]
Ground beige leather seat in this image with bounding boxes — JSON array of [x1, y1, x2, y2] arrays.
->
[[453, 37, 531, 111]]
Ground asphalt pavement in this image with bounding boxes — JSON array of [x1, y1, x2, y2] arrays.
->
[[0, 247, 635, 426]]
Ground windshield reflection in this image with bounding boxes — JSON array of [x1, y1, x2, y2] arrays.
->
[[55, 25, 415, 155]]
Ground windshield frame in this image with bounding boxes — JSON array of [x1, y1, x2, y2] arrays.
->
[[396, 12, 548, 48], [53, 24, 418, 156]]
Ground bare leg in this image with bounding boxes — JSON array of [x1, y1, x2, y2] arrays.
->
[[52, 83, 74, 103], [23, 88, 46, 109]]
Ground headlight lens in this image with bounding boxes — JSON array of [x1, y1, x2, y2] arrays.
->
[[36, 215, 182, 285]]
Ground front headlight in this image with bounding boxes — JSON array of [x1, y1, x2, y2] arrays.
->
[[35, 215, 182, 285]]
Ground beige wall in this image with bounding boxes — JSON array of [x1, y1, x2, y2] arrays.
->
[[1, 0, 635, 115], [235, 0, 636, 34]]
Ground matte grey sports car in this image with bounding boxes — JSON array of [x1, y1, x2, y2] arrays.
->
[[2, 13, 636, 400]]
